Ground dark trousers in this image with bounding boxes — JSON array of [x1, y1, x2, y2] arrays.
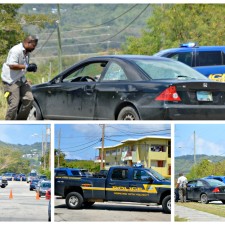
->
[[3, 81, 33, 120]]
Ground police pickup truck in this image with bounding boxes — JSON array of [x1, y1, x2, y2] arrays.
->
[[55, 166, 171, 213]]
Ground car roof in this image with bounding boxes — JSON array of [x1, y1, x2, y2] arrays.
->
[[156, 46, 225, 54]]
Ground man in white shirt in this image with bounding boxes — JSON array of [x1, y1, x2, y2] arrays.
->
[[176, 172, 188, 202], [1, 35, 38, 120]]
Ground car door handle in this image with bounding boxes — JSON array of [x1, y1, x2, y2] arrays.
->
[[57, 181, 64, 183], [109, 183, 116, 186], [85, 85, 94, 93]]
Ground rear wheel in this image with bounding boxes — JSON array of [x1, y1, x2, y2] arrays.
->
[[66, 192, 84, 209], [200, 193, 209, 204], [117, 106, 140, 120], [162, 195, 171, 214], [221, 200, 225, 204], [27, 101, 43, 120]]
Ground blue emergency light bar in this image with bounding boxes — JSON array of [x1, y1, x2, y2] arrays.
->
[[180, 42, 198, 48]]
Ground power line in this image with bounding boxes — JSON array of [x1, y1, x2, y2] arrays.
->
[[98, 4, 150, 43], [68, 4, 139, 29]]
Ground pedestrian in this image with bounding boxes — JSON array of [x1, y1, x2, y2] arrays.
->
[[176, 172, 188, 202], [1, 35, 38, 120]]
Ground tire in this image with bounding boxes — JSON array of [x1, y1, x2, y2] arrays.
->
[[66, 192, 84, 209], [200, 193, 209, 204], [117, 106, 140, 120], [83, 201, 95, 207], [221, 200, 225, 204], [162, 195, 171, 214], [27, 101, 43, 120]]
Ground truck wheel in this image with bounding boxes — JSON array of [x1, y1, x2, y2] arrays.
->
[[83, 201, 95, 207], [162, 195, 171, 214], [66, 192, 84, 209]]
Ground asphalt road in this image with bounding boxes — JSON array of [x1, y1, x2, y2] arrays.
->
[[0, 181, 49, 222], [54, 197, 171, 222]]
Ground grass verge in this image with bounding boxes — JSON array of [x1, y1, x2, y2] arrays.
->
[[175, 215, 188, 222]]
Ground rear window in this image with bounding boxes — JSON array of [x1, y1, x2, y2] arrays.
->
[[196, 51, 224, 66], [206, 179, 225, 186], [133, 59, 208, 80]]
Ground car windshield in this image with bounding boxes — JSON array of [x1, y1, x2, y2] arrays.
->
[[132, 59, 208, 80], [41, 182, 51, 188], [205, 179, 225, 186], [148, 168, 167, 181]]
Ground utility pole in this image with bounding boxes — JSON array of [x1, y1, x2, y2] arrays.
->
[[194, 131, 196, 165], [58, 129, 61, 168], [57, 4, 62, 73], [100, 124, 105, 170]]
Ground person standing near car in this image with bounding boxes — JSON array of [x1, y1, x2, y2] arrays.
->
[[1, 35, 38, 120], [176, 172, 188, 202]]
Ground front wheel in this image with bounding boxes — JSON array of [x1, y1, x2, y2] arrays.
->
[[27, 101, 43, 120], [66, 192, 84, 209], [162, 195, 171, 214], [117, 106, 140, 120]]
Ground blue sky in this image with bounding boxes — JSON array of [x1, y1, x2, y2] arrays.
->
[[0, 124, 51, 145], [54, 123, 171, 160], [175, 124, 225, 157]]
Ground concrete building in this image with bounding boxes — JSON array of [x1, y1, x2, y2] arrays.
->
[[95, 136, 171, 177]]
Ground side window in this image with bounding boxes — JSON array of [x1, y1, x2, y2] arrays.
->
[[196, 180, 204, 187], [188, 181, 196, 187], [62, 62, 107, 82], [56, 171, 67, 176], [71, 171, 80, 176], [168, 52, 192, 66], [102, 62, 128, 81], [133, 169, 151, 181], [111, 168, 128, 180], [197, 51, 223, 66]]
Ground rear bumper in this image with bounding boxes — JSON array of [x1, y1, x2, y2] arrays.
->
[[138, 105, 225, 120]]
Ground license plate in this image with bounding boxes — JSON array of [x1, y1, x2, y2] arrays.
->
[[196, 91, 213, 101]]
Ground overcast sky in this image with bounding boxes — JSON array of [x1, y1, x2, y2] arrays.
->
[[54, 123, 171, 160], [175, 123, 225, 157]]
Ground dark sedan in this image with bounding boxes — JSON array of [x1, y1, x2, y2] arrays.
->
[[187, 178, 225, 204], [28, 55, 225, 120]]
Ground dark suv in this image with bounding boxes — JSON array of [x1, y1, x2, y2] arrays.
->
[[154, 43, 225, 82], [55, 168, 92, 177]]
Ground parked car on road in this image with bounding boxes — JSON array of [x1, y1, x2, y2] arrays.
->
[[0, 176, 8, 188], [187, 178, 225, 204], [154, 43, 225, 82], [27, 55, 225, 120], [3, 173, 16, 181], [14, 174, 26, 181], [36, 180, 51, 197], [29, 179, 40, 191]]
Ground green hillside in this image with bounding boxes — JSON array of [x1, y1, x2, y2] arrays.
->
[[175, 154, 225, 176]]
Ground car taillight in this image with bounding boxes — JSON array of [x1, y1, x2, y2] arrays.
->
[[212, 187, 220, 193], [155, 86, 181, 101]]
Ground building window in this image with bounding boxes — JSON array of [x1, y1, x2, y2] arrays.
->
[[151, 145, 165, 152]]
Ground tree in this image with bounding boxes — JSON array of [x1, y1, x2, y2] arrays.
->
[[0, 4, 56, 67], [0, 147, 30, 173], [122, 4, 225, 55]]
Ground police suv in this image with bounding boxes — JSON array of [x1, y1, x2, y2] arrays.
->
[[154, 43, 225, 82]]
